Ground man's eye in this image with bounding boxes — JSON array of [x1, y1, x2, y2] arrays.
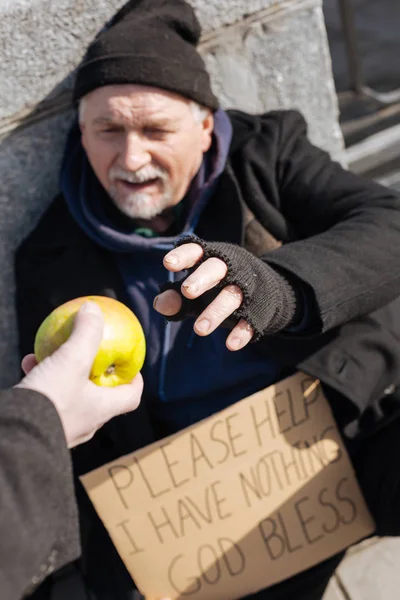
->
[[96, 126, 123, 134], [144, 128, 169, 138]]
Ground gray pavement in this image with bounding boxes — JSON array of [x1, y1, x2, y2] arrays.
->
[[323, 0, 400, 94], [323, 538, 400, 600]]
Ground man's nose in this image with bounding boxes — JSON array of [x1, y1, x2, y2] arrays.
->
[[119, 133, 151, 172]]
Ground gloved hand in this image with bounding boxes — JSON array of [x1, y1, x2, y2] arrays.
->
[[154, 236, 298, 350]]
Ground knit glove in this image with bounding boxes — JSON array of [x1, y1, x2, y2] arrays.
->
[[160, 236, 298, 340]]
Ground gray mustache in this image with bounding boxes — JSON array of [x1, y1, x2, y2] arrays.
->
[[109, 166, 168, 184]]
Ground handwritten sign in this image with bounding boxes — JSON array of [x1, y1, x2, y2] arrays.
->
[[81, 372, 375, 600]]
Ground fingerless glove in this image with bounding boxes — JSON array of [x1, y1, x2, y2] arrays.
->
[[161, 236, 299, 340]]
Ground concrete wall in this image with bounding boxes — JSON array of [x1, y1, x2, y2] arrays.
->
[[0, 0, 342, 386]]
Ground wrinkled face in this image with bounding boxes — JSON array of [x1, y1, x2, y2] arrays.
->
[[80, 85, 214, 221]]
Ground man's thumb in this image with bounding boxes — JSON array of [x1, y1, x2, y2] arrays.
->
[[60, 301, 104, 369]]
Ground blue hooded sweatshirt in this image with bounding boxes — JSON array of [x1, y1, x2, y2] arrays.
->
[[60, 110, 288, 436]]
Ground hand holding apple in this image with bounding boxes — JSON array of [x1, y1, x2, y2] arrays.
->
[[34, 295, 146, 387], [17, 301, 144, 448]]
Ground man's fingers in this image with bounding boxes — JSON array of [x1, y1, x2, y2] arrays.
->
[[21, 354, 38, 375], [194, 285, 243, 336], [226, 319, 254, 351], [181, 257, 227, 299], [163, 243, 204, 272], [97, 373, 144, 422], [154, 289, 182, 316], [59, 301, 104, 370]]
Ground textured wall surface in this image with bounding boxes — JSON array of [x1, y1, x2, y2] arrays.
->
[[0, 0, 342, 387], [0, 0, 310, 118], [202, 5, 342, 154]]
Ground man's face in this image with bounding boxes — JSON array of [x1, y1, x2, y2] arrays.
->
[[80, 85, 214, 221]]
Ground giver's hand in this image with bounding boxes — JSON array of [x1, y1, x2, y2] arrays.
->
[[153, 237, 298, 351], [17, 302, 143, 448]]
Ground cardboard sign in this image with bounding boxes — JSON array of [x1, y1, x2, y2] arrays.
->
[[81, 373, 375, 600]]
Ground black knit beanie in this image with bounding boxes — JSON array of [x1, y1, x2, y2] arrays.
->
[[73, 0, 219, 111]]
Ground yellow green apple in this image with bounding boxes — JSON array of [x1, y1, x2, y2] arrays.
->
[[34, 295, 146, 387]]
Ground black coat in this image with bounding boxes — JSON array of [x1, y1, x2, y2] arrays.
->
[[0, 388, 80, 600], [14, 109, 400, 599]]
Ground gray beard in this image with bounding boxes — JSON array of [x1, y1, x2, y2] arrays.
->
[[108, 188, 173, 220]]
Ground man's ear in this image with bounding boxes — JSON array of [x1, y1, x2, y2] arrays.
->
[[201, 111, 214, 153]]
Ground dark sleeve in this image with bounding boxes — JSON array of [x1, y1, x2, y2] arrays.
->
[[0, 388, 80, 598], [263, 110, 400, 332]]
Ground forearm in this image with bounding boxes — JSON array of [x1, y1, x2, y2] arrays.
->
[[275, 110, 400, 330], [265, 215, 400, 332], [0, 388, 80, 598], [162, 236, 310, 339]]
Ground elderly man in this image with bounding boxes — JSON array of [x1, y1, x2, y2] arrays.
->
[[15, 0, 400, 599]]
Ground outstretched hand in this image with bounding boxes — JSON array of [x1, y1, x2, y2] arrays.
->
[[153, 242, 254, 351]]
